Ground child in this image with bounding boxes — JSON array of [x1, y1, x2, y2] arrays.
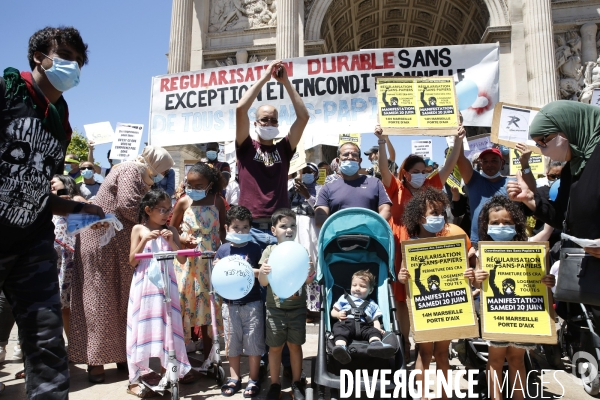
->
[[258, 209, 315, 400], [398, 187, 474, 400], [214, 205, 264, 398], [330, 270, 395, 364], [171, 162, 227, 365], [474, 195, 555, 400], [126, 189, 190, 398]]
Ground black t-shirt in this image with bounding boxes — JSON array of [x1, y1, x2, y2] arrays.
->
[[0, 76, 67, 253], [214, 242, 262, 305]]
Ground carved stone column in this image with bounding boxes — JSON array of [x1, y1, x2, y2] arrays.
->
[[168, 0, 193, 74], [581, 23, 598, 64], [523, 0, 558, 107], [276, 0, 300, 59]]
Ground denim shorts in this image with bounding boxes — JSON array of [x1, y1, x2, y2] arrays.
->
[[222, 301, 266, 357]]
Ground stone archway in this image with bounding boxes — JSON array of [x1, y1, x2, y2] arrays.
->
[[305, 0, 511, 50]]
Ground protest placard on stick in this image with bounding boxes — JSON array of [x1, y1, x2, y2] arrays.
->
[[109, 123, 144, 161], [491, 103, 541, 154]]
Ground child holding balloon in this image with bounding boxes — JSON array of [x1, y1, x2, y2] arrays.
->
[[214, 205, 264, 398], [258, 208, 315, 400]]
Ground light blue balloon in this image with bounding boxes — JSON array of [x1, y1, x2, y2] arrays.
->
[[211, 256, 255, 300], [268, 241, 309, 299], [456, 79, 479, 110]]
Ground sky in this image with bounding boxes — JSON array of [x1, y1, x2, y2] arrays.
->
[[1, 1, 451, 170]]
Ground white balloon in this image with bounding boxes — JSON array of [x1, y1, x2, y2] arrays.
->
[[211, 255, 255, 300], [268, 241, 309, 299]]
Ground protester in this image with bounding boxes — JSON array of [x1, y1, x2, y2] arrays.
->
[[70, 146, 173, 384], [0, 26, 108, 399], [171, 162, 226, 365], [398, 187, 473, 400], [362, 135, 396, 176], [214, 205, 264, 397], [376, 124, 466, 355], [205, 142, 231, 173], [235, 60, 309, 250], [223, 170, 240, 206], [86, 141, 112, 177], [64, 154, 83, 183], [317, 161, 331, 176], [126, 189, 190, 398], [324, 157, 342, 184], [315, 142, 392, 227], [536, 160, 564, 191], [78, 160, 101, 200], [258, 209, 315, 400], [474, 195, 555, 400], [152, 167, 175, 197]]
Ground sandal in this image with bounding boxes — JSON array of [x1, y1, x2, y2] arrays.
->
[[15, 369, 25, 379], [127, 383, 158, 398], [221, 378, 242, 397], [243, 379, 261, 398]]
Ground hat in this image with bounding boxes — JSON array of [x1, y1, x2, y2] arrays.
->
[[364, 146, 379, 156], [424, 158, 435, 167], [222, 170, 231, 177], [306, 162, 319, 173], [479, 147, 503, 159]]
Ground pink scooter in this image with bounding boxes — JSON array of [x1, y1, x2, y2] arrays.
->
[[134, 248, 202, 400]]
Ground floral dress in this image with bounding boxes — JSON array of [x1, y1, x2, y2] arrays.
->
[[174, 205, 222, 342], [53, 215, 76, 309]]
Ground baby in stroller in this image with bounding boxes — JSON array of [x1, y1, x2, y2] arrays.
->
[[331, 270, 396, 364]]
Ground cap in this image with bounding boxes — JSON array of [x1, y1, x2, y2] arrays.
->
[[364, 146, 379, 156], [424, 158, 435, 167], [306, 162, 319, 173], [221, 170, 231, 177], [479, 147, 503, 159]]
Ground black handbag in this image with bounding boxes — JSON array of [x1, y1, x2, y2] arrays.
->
[[553, 200, 600, 306]]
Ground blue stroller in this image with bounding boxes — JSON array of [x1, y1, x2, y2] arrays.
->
[[309, 208, 406, 400]]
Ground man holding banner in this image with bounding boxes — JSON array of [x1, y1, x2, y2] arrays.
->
[[235, 60, 309, 249]]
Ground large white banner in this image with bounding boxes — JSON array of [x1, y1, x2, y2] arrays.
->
[[150, 44, 499, 148]]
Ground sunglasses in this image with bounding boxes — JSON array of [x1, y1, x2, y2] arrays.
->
[[154, 207, 173, 215], [80, 166, 94, 171], [534, 133, 554, 148], [257, 117, 278, 125]]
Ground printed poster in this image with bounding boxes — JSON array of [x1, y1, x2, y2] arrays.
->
[[288, 138, 306, 174], [317, 168, 327, 185], [83, 121, 115, 145], [401, 235, 478, 342], [377, 77, 459, 136], [109, 123, 144, 161], [411, 139, 433, 159], [339, 133, 361, 147], [491, 103, 541, 154], [508, 150, 545, 176], [479, 242, 556, 344]]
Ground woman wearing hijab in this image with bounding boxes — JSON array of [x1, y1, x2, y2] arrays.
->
[[508, 101, 600, 316], [69, 146, 174, 383]]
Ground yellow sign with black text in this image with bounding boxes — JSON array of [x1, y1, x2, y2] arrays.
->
[[479, 242, 556, 344], [401, 235, 478, 342], [508, 150, 545, 176], [317, 168, 327, 185], [339, 133, 361, 147]]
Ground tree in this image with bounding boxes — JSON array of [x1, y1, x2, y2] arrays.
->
[[66, 130, 89, 161]]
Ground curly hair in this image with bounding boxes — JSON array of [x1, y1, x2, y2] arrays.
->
[[226, 205, 253, 225], [478, 195, 528, 242], [53, 174, 81, 199], [138, 189, 171, 224], [402, 187, 449, 237], [28, 26, 89, 70], [187, 162, 223, 194]]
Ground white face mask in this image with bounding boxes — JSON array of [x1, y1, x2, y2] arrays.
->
[[480, 170, 502, 180], [255, 125, 280, 141], [408, 173, 427, 188]]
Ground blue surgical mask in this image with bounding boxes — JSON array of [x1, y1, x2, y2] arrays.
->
[[226, 232, 252, 245], [339, 160, 359, 176], [409, 173, 427, 189], [153, 173, 164, 183], [81, 169, 94, 179], [302, 173, 315, 184], [422, 215, 446, 233], [42, 53, 80, 92], [206, 150, 218, 161], [487, 225, 517, 241], [64, 164, 72, 173], [186, 188, 207, 201]]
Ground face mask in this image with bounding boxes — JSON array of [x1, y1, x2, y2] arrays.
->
[[81, 169, 94, 179], [408, 173, 427, 189], [480, 170, 502, 180], [42, 54, 80, 92], [540, 135, 570, 162], [487, 225, 517, 241], [255, 125, 280, 141], [226, 232, 252, 245], [431, 283, 438, 290], [64, 164, 72, 173], [186, 188, 207, 201], [505, 287, 513, 295], [302, 173, 315, 184], [206, 150, 218, 161], [422, 215, 446, 233], [339, 160, 359, 176], [153, 173, 164, 183]]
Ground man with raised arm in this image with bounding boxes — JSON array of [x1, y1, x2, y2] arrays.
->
[[236, 60, 309, 249]]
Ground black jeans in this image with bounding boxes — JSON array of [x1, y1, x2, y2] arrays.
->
[[0, 240, 68, 400], [0, 290, 16, 346]]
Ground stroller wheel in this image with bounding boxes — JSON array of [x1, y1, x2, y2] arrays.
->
[[171, 383, 179, 400], [215, 365, 226, 385]]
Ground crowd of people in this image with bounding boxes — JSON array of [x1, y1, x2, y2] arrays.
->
[[2, 25, 600, 400]]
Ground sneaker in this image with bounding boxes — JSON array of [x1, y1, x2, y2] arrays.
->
[[0, 346, 5, 363], [366, 341, 395, 359], [13, 345, 22, 360], [332, 345, 352, 364], [266, 383, 282, 400], [291, 381, 305, 400]]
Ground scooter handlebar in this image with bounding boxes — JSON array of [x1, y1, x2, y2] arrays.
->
[[134, 249, 203, 260]]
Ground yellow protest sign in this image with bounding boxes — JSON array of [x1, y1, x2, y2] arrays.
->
[[339, 133, 361, 147], [376, 76, 459, 136], [401, 235, 478, 343], [317, 168, 327, 185], [479, 242, 556, 344], [508, 150, 545, 177]]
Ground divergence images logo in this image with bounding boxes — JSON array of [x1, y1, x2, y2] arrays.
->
[[571, 351, 599, 384], [507, 116, 520, 129]]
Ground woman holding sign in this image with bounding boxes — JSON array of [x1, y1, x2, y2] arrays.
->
[[375, 124, 467, 359]]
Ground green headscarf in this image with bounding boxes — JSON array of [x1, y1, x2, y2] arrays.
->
[[529, 100, 600, 176]]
